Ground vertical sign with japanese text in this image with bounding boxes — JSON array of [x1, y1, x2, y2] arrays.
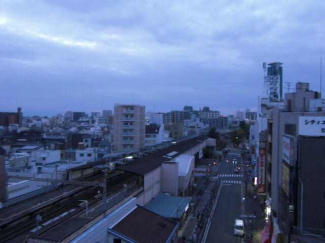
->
[[282, 136, 291, 164], [258, 148, 266, 193]]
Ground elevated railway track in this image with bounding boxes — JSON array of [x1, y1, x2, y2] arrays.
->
[[0, 171, 142, 243]]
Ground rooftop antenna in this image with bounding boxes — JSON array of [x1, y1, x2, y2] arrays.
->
[[285, 82, 292, 93], [320, 57, 323, 98]]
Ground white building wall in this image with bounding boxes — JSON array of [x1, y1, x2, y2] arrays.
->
[[10, 154, 31, 169], [36, 150, 61, 165], [161, 162, 178, 196], [175, 155, 195, 193], [149, 113, 163, 125], [137, 167, 161, 206], [76, 149, 96, 162]]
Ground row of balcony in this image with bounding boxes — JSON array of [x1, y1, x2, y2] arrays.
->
[[122, 109, 135, 114], [122, 132, 135, 135], [122, 117, 135, 121], [122, 125, 134, 128]]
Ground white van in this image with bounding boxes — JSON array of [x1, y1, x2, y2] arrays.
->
[[234, 219, 244, 237]]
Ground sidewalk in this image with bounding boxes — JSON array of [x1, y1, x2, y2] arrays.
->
[[241, 155, 265, 243], [179, 179, 217, 242], [242, 178, 265, 243]]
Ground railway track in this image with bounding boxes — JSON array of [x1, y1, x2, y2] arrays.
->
[[0, 174, 140, 243], [0, 187, 101, 243]]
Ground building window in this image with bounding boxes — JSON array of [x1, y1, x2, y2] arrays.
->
[[87, 154, 92, 157], [113, 239, 122, 243], [284, 124, 296, 136], [80, 153, 84, 157], [42, 157, 46, 161]]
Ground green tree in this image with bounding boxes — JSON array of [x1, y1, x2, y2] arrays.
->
[[208, 127, 220, 140], [216, 139, 227, 150], [239, 121, 250, 140], [230, 129, 245, 147]]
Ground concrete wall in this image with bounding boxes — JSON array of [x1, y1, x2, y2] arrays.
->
[[268, 108, 324, 214], [161, 162, 178, 196], [113, 104, 145, 152], [137, 167, 161, 206], [296, 138, 325, 232], [10, 154, 31, 169], [176, 156, 195, 194]]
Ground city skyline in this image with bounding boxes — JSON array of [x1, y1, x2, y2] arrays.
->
[[1, 1, 324, 115]]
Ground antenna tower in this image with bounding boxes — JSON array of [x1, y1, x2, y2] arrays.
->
[[285, 82, 292, 93], [263, 62, 282, 102]]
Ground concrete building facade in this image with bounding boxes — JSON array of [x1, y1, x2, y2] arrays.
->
[[113, 104, 145, 152]]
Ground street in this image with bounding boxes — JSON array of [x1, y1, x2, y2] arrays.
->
[[206, 151, 244, 243]]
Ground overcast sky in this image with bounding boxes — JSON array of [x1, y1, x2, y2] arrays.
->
[[1, 0, 324, 116]]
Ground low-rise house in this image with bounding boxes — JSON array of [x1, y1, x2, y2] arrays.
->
[[35, 150, 61, 165]]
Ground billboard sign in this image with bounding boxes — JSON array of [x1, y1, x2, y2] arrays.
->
[[258, 148, 266, 193], [282, 136, 291, 164], [299, 116, 325, 136], [282, 164, 290, 196]]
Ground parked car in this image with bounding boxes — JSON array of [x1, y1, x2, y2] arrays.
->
[[234, 219, 245, 237], [234, 167, 241, 173]]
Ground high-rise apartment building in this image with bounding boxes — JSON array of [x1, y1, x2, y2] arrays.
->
[[102, 110, 113, 117], [163, 111, 190, 124], [113, 104, 145, 152]]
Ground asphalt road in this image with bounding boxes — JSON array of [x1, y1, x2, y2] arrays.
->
[[206, 151, 244, 243]]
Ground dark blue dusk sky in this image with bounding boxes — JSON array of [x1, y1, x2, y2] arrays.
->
[[0, 0, 324, 115]]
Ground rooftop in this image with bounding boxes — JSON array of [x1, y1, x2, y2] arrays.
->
[[117, 135, 206, 175], [112, 206, 177, 243], [144, 193, 192, 219], [18, 145, 43, 150]]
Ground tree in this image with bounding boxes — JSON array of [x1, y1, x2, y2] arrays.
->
[[230, 129, 245, 147], [216, 139, 227, 150], [208, 127, 220, 140], [239, 121, 250, 140]]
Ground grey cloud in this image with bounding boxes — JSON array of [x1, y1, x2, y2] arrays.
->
[[0, 0, 324, 115]]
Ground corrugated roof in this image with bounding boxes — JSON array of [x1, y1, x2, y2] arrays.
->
[[145, 193, 192, 219]]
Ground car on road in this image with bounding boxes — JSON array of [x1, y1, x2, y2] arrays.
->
[[234, 167, 241, 173], [234, 219, 245, 237]]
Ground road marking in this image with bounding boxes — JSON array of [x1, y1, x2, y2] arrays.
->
[[219, 174, 243, 178], [220, 180, 242, 185]]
